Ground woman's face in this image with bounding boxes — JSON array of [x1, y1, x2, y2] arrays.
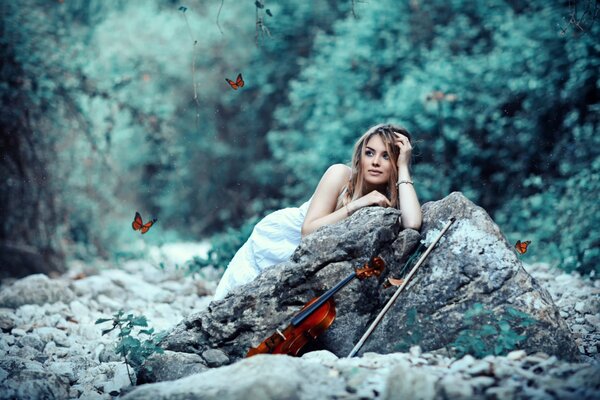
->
[[361, 134, 392, 190]]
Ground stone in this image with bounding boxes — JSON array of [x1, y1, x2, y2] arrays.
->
[[301, 350, 339, 363], [201, 348, 229, 367], [17, 335, 45, 352], [138, 350, 208, 384], [146, 193, 578, 382], [449, 355, 476, 372], [0, 356, 69, 399], [468, 376, 496, 390], [0, 310, 15, 332], [571, 324, 589, 335], [506, 350, 527, 361], [0, 274, 74, 308], [440, 374, 474, 399], [47, 362, 76, 384], [383, 359, 438, 400], [101, 363, 131, 396], [125, 355, 344, 400], [465, 360, 492, 376], [585, 314, 600, 327], [11, 328, 26, 337], [33, 327, 70, 347], [409, 345, 422, 357]]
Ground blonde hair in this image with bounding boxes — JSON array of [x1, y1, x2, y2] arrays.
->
[[336, 123, 413, 210]]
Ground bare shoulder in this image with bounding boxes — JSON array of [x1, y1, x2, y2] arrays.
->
[[324, 163, 352, 182]]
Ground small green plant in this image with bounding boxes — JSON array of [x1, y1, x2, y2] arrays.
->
[[449, 303, 537, 358], [394, 307, 429, 352], [185, 215, 261, 276], [95, 310, 166, 385]]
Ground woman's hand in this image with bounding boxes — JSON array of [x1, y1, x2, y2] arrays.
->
[[348, 190, 391, 214], [393, 131, 412, 169]]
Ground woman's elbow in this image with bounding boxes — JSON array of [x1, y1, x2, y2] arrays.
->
[[300, 224, 311, 237], [402, 218, 422, 231], [403, 223, 421, 231]]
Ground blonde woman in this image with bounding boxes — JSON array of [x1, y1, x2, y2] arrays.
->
[[213, 124, 422, 300]]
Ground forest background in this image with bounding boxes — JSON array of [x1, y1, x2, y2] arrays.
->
[[1, 0, 598, 281]]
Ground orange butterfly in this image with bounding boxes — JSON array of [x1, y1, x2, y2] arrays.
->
[[225, 73, 244, 90], [515, 240, 531, 254], [132, 211, 157, 234]]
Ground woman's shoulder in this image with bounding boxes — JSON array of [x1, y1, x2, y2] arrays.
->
[[325, 163, 352, 178], [318, 164, 351, 195]]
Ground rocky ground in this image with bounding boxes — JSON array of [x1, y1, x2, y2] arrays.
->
[[0, 243, 598, 399]]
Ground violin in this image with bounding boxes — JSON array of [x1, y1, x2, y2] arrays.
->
[[246, 257, 385, 357]]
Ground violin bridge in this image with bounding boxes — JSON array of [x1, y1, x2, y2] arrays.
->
[[276, 329, 287, 340]]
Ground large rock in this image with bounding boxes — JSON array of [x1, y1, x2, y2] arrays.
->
[[147, 192, 578, 383], [126, 351, 600, 400], [361, 193, 579, 360], [0, 274, 74, 308]]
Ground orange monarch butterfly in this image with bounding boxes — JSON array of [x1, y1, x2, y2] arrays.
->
[[132, 212, 157, 234], [225, 73, 244, 90], [515, 240, 531, 254]]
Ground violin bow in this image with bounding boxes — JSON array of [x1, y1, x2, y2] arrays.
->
[[348, 217, 456, 358]]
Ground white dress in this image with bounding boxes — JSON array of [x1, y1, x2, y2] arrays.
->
[[213, 197, 312, 300]]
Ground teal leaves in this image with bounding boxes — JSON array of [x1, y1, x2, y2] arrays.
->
[[96, 310, 166, 386], [394, 307, 429, 352], [449, 303, 537, 358]]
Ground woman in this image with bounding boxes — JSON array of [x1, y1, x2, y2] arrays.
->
[[213, 123, 422, 300]]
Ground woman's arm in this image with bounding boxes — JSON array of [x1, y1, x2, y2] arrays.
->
[[394, 132, 422, 230], [301, 164, 393, 236], [397, 165, 422, 230], [301, 164, 352, 237]]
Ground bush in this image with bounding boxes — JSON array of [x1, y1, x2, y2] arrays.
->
[[449, 303, 536, 358]]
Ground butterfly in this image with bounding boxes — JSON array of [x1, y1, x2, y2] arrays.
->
[[132, 211, 157, 234], [225, 73, 244, 90], [515, 240, 531, 254]]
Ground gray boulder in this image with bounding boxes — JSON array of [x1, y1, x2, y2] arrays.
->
[[0, 356, 70, 400], [361, 192, 579, 360], [0, 274, 74, 308], [147, 192, 577, 383]]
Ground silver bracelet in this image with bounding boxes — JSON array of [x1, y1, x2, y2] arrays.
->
[[396, 180, 413, 186]]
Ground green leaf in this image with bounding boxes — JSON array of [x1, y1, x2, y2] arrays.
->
[[254, 1, 264, 9], [480, 324, 498, 336], [95, 318, 112, 324], [120, 335, 141, 349], [494, 343, 505, 355], [140, 328, 155, 335], [101, 327, 116, 336], [178, 6, 187, 13], [131, 316, 149, 327], [266, 9, 273, 17]]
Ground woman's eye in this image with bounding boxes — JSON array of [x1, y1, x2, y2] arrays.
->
[[365, 150, 373, 157], [383, 154, 390, 160]]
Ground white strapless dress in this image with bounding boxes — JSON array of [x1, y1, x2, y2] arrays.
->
[[213, 197, 312, 300]]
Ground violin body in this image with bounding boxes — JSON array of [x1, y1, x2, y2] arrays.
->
[[246, 297, 336, 357], [246, 257, 385, 358]]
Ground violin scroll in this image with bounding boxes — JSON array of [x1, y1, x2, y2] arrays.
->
[[355, 256, 385, 280]]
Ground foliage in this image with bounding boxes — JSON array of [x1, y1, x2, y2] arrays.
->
[[185, 215, 261, 275], [394, 307, 429, 353], [95, 310, 166, 386], [449, 303, 537, 358], [1, 0, 598, 278], [267, 0, 599, 276]]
